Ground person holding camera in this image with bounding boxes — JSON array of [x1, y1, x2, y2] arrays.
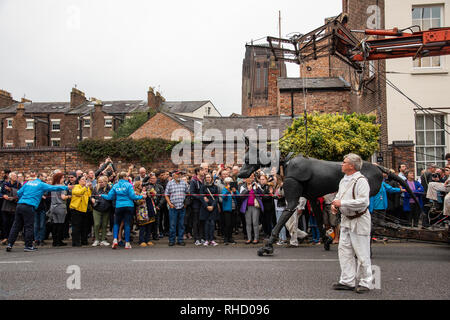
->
[[190, 167, 205, 245], [69, 176, 93, 247], [146, 174, 165, 241], [258, 174, 275, 241], [200, 173, 220, 246], [102, 172, 145, 249], [90, 176, 112, 247], [221, 177, 239, 245], [239, 174, 264, 244]]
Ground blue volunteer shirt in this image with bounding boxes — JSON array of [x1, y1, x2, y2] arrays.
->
[[17, 179, 69, 210], [101, 179, 143, 208]]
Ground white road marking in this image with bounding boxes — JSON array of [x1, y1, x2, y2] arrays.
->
[[0, 261, 33, 264], [132, 259, 338, 262]]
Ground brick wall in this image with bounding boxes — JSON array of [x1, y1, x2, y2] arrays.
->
[[0, 143, 251, 176], [130, 113, 193, 140], [0, 90, 13, 108], [390, 141, 415, 173], [279, 90, 351, 116], [0, 148, 179, 175]]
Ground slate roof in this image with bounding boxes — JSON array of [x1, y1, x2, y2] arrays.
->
[[201, 116, 293, 141], [161, 101, 210, 114], [278, 77, 351, 91], [162, 111, 201, 132], [66, 100, 148, 115], [0, 102, 71, 114]]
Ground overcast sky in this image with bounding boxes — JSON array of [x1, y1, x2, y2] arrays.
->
[[0, 0, 341, 116]]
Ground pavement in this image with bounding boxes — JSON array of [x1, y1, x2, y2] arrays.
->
[[0, 234, 449, 300]]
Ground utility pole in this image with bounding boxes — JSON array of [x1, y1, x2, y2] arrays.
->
[[278, 10, 281, 46]]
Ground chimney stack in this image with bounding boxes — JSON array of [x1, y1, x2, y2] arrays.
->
[[0, 89, 13, 107], [147, 87, 157, 111], [70, 87, 87, 108], [21, 97, 32, 103], [155, 91, 165, 110], [16, 103, 25, 116]]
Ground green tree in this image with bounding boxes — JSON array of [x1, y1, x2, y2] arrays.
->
[[113, 111, 155, 139], [279, 113, 380, 161]]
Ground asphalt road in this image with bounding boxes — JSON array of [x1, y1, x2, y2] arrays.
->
[[0, 240, 449, 300]]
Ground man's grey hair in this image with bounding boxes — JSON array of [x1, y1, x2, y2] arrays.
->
[[344, 153, 363, 171]]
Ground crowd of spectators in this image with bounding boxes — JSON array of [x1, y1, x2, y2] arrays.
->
[[0, 154, 449, 251]]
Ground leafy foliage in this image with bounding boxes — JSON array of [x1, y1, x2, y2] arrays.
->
[[77, 138, 178, 164], [279, 113, 380, 161], [113, 111, 155, 139]]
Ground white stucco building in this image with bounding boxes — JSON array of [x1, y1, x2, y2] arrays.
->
[[385, 0, 450, 174]]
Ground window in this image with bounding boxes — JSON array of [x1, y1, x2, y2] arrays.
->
[[83, 117, 91, 127], [412, 5, 442, 68], [26, 119, 34, 130], [6, 119, 13, 128], [207, 107, 211, 115], [25, 140, 34, 147], [415, 114, 446, 176], [5, 142, 13, 147], [51, 138, 61, 147], [104, 117, 113, 128], [51, 120, 61, 132]]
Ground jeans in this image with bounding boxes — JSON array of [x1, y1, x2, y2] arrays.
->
[[8, 204, 36, 248], [309, 216, 320, 243], [93, 209, 109, 242], [34, 210, 46, 242], [113, 207, 134, 243], [139, 224, 152, 244], [275, 207, 287, 241], [204, 219, 215, 242], [169, 207, 185, 244]]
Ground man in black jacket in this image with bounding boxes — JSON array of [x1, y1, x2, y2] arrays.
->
[[190, 167, 205, 245], [146, 174, 165, 240], [156, 170, 170, 237]]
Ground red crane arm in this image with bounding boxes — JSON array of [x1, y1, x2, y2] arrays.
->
[[349, 27, 450, 62], [266, 15, 450, 70]]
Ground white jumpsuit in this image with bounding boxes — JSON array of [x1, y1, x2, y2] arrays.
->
[[334, 171, 374, 289]]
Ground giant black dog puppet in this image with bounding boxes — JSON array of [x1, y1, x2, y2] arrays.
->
[[237, 138, 422, 256]]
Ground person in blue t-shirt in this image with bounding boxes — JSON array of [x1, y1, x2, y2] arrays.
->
[[6, 173, 69, 252], [102, 172, 145, 250]]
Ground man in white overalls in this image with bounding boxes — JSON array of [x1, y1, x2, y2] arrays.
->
[[331, 153, 373, 294]]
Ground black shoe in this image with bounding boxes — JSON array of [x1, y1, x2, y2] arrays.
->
[[229, 239, 236, 244], [332, 283, 355, 291], [177, 242, 186, 246], [355, 286, 370, 294], [72, 243, 81, 247], [52, 243, 59, 247], [24, 246, 38, 252], [58, 242, 67, 247], [35, 240, 40, 246], [168, 242, 175, 246], [6, 245, 12, 252]]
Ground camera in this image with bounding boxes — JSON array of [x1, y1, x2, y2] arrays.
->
[[432, 173, 440, 179]]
